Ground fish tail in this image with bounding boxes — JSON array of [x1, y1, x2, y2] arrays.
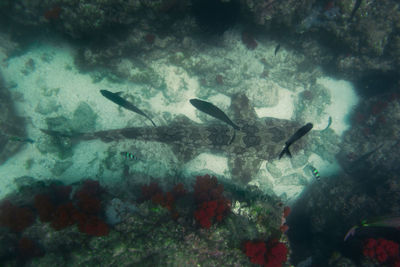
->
[[278, 145, 292, 159], [149, 118, 157, 127], [228, 130, 236, 145], [40, 129, 85, 144]]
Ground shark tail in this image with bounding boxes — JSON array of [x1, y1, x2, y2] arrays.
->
[[278, 145, 292, 159], [40, 128, 88, 144]]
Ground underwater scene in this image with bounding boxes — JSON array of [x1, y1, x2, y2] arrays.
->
[[0, 0, 399, 266]]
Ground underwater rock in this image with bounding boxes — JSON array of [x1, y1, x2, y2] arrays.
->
[[105, 198, 137, 225], [0, 75, 27, 165]]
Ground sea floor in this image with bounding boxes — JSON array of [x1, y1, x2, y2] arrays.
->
[[0, 33, 358, 201]]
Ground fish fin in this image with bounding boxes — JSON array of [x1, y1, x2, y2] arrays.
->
[[278, 146, 291, 159], [149, 118, 157, 127], [115, 91, 123, 95], [228, 130, 236, 145]]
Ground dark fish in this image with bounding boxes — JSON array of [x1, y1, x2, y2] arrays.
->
[[189, 99, 240, 131], [8, 135, 34, 144], [100, 90, 156, 127], [321, 116, 332, 131], [278, 123, 313, 159], [121, 151, 140, 161], [349, 0, 362, 21], [344, 216, 400, 241], [274, 44, 281, 56]]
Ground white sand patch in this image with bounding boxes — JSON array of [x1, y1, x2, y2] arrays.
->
[[183, 153, 229, 178], [254, 87, 295, 119], [317, 77, 359, 136]]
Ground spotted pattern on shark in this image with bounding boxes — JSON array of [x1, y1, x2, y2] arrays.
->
[[43, 93, 308, 184]]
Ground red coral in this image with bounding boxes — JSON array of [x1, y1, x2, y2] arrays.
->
[[193, 175, 230, 228], [283, 206, 291, 218], [242, 31, 258, 50], [265, 239, 288, 267], [17, 237, 44, 260], [194, 174, 224, 203], [44, 6, 62, 20], [74, 213, 109, 236], [50, 202, 77, 230], [34, 194, 55, 222], [363, 238, 399, 264], [0, 200, 35, 232], [243, 239, 288, 267], [141, 182, 163, 201], [244, 241, 267, 265]]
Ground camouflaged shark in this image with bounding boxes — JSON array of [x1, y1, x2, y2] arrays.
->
[[42, 94, 308, 184]]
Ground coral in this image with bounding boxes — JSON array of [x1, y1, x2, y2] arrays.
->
[[193, 174, 224, 204], [243, 239, 288, 267], [241, 31, 258, 50], [50, 202, 77, 230], [193, 175, 230, 228], [34, 194, 56, 222], [244, 241, 267, 265], [17, 237, 44, 260], [74, 213, 109, 237], [141, 182, 187, 218], [265, 239, 288, 267], [141, 182, 163, 201], [363, 238, 399, 264], [194, 200, 229, 229], [0, 200, 35, 232]]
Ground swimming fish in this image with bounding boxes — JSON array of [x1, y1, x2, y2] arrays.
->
[[308, 165, 320, 181], [8, 135, 34, 144], [41, 93, 306, 184], [274, 44, 281, 56], [349, 0, 362, 21], [321, 116, 332, 131], [279, 123, 313, 159], [189, 98, 241, 131], [344, 216, 400, 241], [120, 151, 140, 161], [100, 90, 156, 127]]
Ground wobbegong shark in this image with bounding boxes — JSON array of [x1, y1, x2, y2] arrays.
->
[[41, 94, 308, 184]]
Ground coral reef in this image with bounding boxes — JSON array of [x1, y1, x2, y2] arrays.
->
[[0, 173, 290, 266]]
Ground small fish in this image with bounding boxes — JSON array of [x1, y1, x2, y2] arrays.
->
[[344, 216, 400, 241], [120, 151, 140, 161], [8, 136, 35, 144], [189, 99, 240, 131], [308, 165, 320, 181], [279, 123, 313, 159], [100, 90, 156, 127], [349, 0, 362, 22], [274, 44, 281, 56], [322, 116, 332, 131]]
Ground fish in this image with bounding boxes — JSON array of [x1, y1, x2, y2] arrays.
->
[[278, 123, 313, 159], [120, 151, 140, 161], [308, 165, 320, 181], [100, 90, 156, 127], [321, 116, 332, 131], [189, 98, 241, 131], [5, 135, 34, 144], [41, 93, 305, 184], [274, 44, 281, 56], [344, 216, 400, 241], [349, 0, 362, 21]]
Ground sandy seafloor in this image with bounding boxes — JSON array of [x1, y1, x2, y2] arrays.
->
[[0, 35, 358, 202]]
